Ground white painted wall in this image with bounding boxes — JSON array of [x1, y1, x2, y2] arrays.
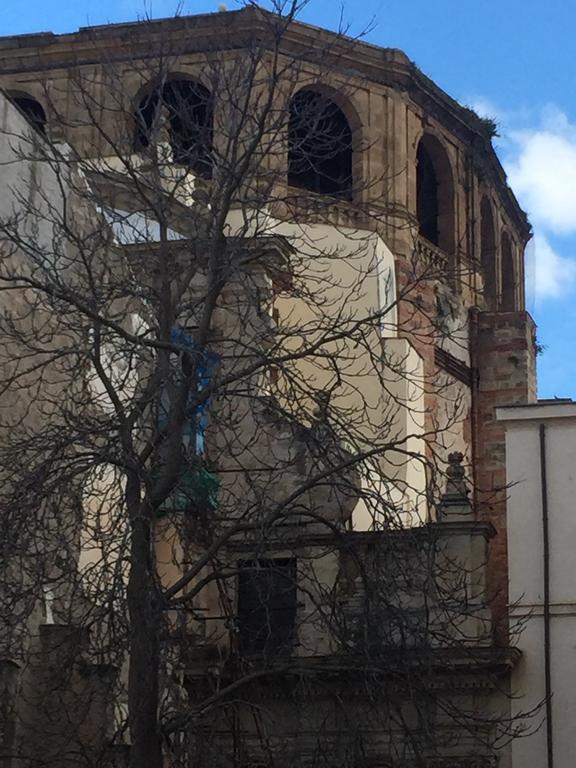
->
[[0, 92, 66, 255], [497, 402, 576, 768], [224, 210, 427, 527]]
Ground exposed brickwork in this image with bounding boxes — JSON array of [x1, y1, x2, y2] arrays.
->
[[395, 250, 443, 456], [472, 309, 537, 642], [392, 254, 537, 645]]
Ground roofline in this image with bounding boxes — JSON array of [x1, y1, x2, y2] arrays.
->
[[497, 400, 576, 423], [0, 7, 530, 236]]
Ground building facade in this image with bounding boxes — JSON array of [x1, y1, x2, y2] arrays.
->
[[0, 8, 539, 768], [498, 401, 576, 768]]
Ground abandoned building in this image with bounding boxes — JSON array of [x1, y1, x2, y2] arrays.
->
[[0, 7, 538, 768]]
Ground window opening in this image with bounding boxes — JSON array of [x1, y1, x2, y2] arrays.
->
[[480, 197, 497, 309], [135, 79, 212, 178], [416, 141, 439, 245], [415, 134, 455, 255], [237, 558, 297, 656], [288, 89, 353, 199], [10, 95, 46, 135], [500, 232, 516, 311]]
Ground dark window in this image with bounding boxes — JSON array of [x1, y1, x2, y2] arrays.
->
[[237, 558, 297, 656], [134, 79, 213, 178], [288, 89, 353, 199], [500, 232, 516, 311], [10, 95, 46, 135], [415, 134, 455, 255], [416, 141, 439, 245], [480, 197, 497, 309]]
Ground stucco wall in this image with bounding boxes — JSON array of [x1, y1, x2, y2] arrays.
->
[[498, 403, 576, 768]]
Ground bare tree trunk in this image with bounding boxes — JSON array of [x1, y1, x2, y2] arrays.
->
[[127, 485, 163, 768]]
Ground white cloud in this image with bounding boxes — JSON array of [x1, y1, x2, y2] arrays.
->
[[469, 101, 576, 302], [468, 102, 576, 237], [525, 232, 576, 303], [506, 116, 576, 235]]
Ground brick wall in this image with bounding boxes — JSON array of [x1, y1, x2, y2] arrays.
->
[[472, 309, 537, 641]]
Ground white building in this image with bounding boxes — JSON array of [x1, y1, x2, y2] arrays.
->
[[497, 400, 576, 768]]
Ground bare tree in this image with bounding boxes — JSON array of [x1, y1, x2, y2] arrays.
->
[[0, 6, 533, 768]]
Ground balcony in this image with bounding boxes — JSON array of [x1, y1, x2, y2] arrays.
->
[[416, 236, 450, 273]]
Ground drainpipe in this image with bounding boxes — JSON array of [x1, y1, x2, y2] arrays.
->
[[539, 423, 554, 768]]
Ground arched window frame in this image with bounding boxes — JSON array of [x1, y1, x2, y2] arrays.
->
[[287, 85, 358, 201], [415, 133, 455, 255], [7, 92, 47, 136], [133, 76, 213, 178]]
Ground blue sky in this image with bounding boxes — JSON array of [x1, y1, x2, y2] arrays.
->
[[2, 0, 575, 398]]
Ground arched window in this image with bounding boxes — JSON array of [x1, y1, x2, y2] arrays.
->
[[134, 79, 213, 178], [500, 232, 516, 311], [480, 197, 497, 309], [8, 93, 46, 135], [416, 134, 455, 254], [288, 89, 353, 199]]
